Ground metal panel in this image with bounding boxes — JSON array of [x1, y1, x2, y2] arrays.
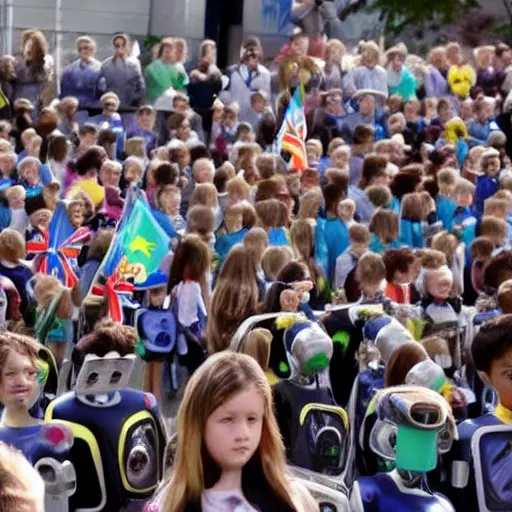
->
[[150, 0, 206, 39], [61, 9, 149, 35]]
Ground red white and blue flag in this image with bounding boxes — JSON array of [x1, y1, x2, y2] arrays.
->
[[274, 86, 308, 172]]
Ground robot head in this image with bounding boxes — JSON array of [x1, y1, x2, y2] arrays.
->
[[75, 352, 136, 401], [369, 386, 457, 473], [280, 318, 333, 379]]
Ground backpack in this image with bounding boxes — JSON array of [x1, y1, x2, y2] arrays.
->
[[135, 308, 177, 362], [274, 379, 348, 475], [298, 402, 349, 475]]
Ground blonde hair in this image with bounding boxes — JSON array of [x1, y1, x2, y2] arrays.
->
[[432, 231, 459, 265], [484, 196, 509, 219], [226, 174, 251, 201], [0, 442, 44, 512], [190, 183, 218, 209], [0, 228, 26, 261], [242, 328, 272, 371], [261, 246, 294, 281], [160, 352, 296, 512], [5, 185, 26, 202], [298, 190, 323, 220], [498, 279, 512, 314]]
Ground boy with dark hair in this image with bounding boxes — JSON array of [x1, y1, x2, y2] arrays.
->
[[383, 248, 416, 304], [449, 315, 512, 511]]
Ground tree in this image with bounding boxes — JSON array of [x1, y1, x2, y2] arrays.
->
[[340, 0, 481, 37]]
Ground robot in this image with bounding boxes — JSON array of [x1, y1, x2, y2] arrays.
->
[[350, 386, 457, 512], [45, 351, 166, 512]]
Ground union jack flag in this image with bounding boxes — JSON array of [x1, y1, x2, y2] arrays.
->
[[27, 201, 91, 287], [274, 86, 308, 172]]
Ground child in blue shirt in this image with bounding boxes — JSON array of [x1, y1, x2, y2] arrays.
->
[[18, 156, 43, 198], [452, 178, 478, 249], [436, 167, 458, 231], [475, 148, 501, 214]]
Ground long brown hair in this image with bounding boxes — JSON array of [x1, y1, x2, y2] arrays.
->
[[168, 235, 211, 308], [21, 29, 47, 76], [290, 219, 323, 286], [159, 352, 297, 512], [207, 245, 259, 353]]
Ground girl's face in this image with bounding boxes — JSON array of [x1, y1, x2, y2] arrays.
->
[[0, 350, 39, 409], [149, 287, 166, 307], [23, 163, 40, 186], [204, 385, 264, 472], [161, 44, 177, 63], [124, 163, 141, 184], [137, 111, 155, 131], [332, 151, 349, 169], [178, 120, 191, 141], [8, 192, 24, 209], [177, 148, 190, 168]]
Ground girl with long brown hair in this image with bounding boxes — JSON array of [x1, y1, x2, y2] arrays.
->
[[207, 245, 260, 354], [290, 219, 330, 309], [148, 352, 316, 512], [168, 235, 211, 374]]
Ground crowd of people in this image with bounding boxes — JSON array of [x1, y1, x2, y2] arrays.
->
[[1, 24, 512, 512]]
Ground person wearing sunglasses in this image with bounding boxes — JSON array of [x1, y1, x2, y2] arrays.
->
[[60, 36, 101, 126]]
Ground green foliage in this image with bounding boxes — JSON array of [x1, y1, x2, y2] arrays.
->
[[358, 0, 481, 36]]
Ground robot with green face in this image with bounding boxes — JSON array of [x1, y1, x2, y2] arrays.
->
[[350, 386, 457, 512]]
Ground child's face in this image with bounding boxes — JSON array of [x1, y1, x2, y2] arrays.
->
[[149, 287, 166, 307], [177, 149, 190, 168], [486, 157, 501, 178], [426, 271, 453, 300], [332, 151, 349, 169], [339, 205, 354, 222], [222, 110, 237, 128], [455, 191, 473, 208], [0, 350, 40, 410], [484, 348, 512, 411], [161, 191, 181, 215], [251, 96, 266, 114], [23, 163, 40, 186], [8, 192, 24, 209], [460, 103, 473, 120], [100, 167, 121, 188], [124, 163, 142, 184], [173, 99, 189, 115], [238, 129, 254, 143], [80, 132, 96, 149], [103, 101, 118, 116], [212, 107, 223, 123], [177, 120, 191, 141], [204, 385, 264, 471], [137, 111, 155, 131], [351, 242, 368, 258]]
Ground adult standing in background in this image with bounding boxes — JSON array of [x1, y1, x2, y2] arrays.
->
[[12, 29, 54, 121], [221, 37, 271, 125], [145, 37, 189, 105], [344, 40, 388, 99], [60, 36, 101, 125], [97, 33, 145, 132]]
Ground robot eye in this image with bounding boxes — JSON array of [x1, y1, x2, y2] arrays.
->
[[110, 371, 122, 384], [86, 372, 99, 387]]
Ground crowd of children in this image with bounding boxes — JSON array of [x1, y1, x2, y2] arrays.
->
[[2, 25, 512, 512]]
